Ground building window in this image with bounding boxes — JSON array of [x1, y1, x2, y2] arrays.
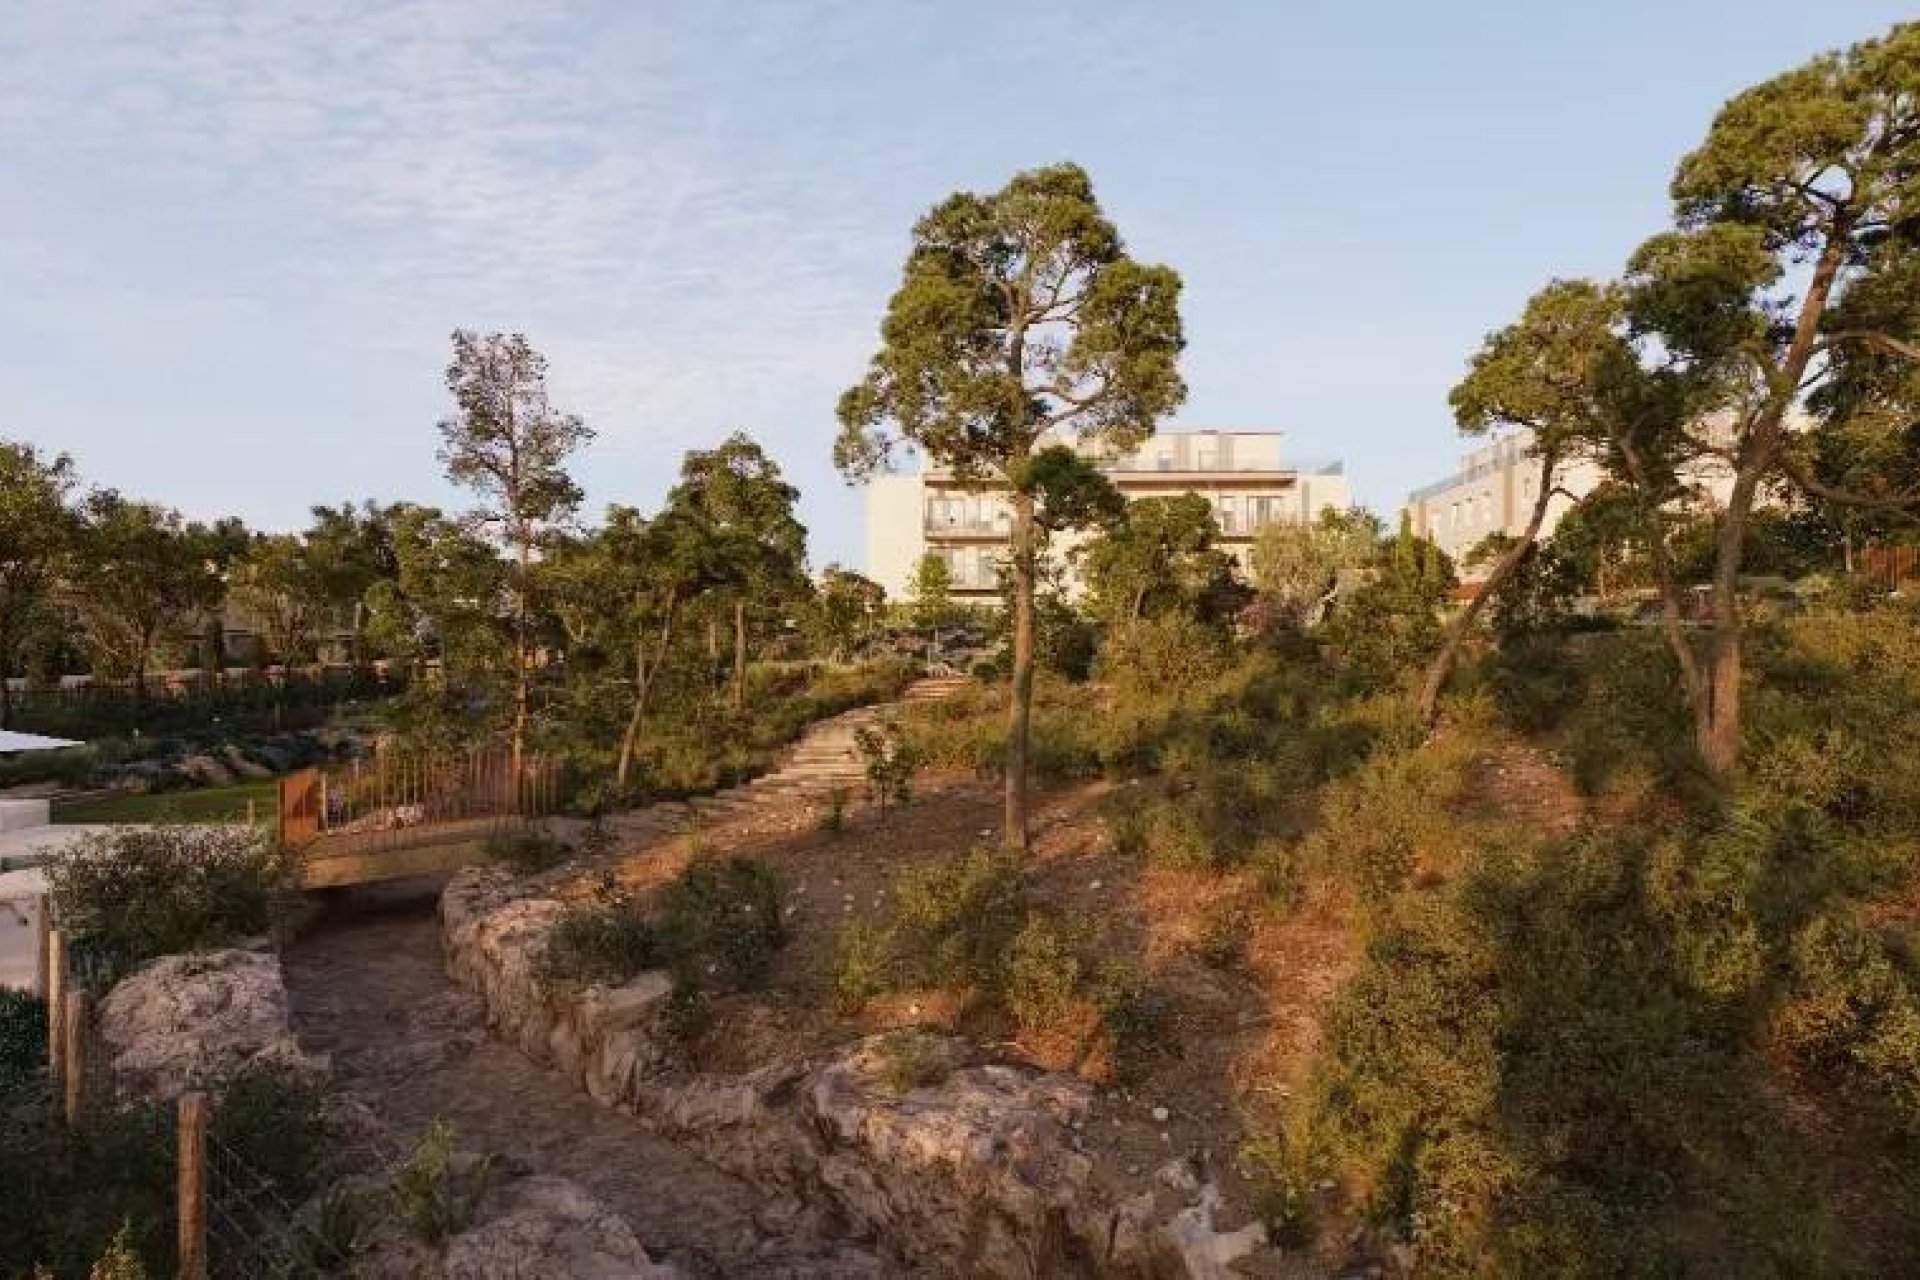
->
[[1197, 443, 1218, 471]]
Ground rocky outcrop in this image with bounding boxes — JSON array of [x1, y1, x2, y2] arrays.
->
[[100, 943, 685, 1278], [442, 868, 1268, 1278], [352, 1172, 683, 1280], [442, 1176, 682, 1279], [96, 948, 319, 1100]]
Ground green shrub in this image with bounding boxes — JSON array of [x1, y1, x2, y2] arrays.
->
[[1003, 916, 1081, 1039], [85, 1224, 145, 1280], [1239, 1130, 1320, 1251], [543, 904, 661, 985], [1095, 615, 1230, 701], [1105, 793, 1149, 856], [1091, 962, 1165, 1081], [0, 990, 47, 1087], [831, 921, 891, 1014], [1142, 798, 1215, 871], [484, 827, 573, 875], [1297, 739, 1473, 906], [890, 848, 1025, 989], [821, 786, 851, 835], [658, 983, 711, 1045], [47, 826, 285, 970], [872, 1029, 958, 1092], [1195, 899, 1253, 969], [208, 1062, 332, 1205], [290, 1186, 368, 1275], [389, 1122, 493, 1246], [854, 719, 919, 816], [1776, 914, 1920, 1134], [657, 857, 786, 991]]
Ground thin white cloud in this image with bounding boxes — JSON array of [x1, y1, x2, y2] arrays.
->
[[0, 0, 900, 460]]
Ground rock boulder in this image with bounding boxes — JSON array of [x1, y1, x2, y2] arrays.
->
[[96, 948, 318, 1100]]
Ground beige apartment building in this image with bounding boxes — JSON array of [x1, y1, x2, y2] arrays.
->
[[1405, 423, 1745, 580], [863, 430, 1351, 601]]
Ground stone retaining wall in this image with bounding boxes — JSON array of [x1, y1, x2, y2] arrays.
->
[[441, 866, 1267, 1279]]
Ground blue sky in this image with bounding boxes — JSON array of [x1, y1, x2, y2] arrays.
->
[[2, 1, 1912, 572]]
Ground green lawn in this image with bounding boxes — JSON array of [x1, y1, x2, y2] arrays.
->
[[51, 778, 280, 826]]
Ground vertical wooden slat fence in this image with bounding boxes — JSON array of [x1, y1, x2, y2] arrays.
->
[[279, 739, 559, 884]]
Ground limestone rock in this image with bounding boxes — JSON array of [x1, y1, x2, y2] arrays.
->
[[443, 1176, 682, 1279], [96, 948, 318, 1100], [439, 867, 1274, 1278]]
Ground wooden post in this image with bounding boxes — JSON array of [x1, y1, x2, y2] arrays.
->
[[62, 990, 86, 1126], [32, 894, 49, 1000], [177, 1091, 209, 1280], [46, 928, 65, 1080]]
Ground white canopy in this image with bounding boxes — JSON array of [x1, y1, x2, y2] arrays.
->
[[0, 730, 83, 754]]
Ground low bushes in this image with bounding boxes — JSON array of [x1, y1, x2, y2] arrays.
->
[[484, 827, 574, 875], [0, 991, 46, 1090], [390, 1122, 494, 1246], [544, 857, 787, 994], [558, 659, 916, 811], [832, 849, 1166, 1078], [657, 856, 786, 990], [544, 903, 661, 986], [46, 826, 286, 973], [0, 1058, 335, 1276]]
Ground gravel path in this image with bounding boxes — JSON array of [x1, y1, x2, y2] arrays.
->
[[281, 885, 863, 1277]]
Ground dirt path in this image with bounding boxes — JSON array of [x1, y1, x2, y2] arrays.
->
[[281, 885, 863, 1277]]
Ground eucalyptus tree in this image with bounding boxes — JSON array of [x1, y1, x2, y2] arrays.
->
[[228, 534, 327, 664], [66, 492, 224, 701], [437, 331, 594, 772], [305, 501, 400, 666], [835, 163, 1185, 849], [666, 433, 808, 709], [1081, 492, 1242, 626], [1250, 507, 1380, 632], [361, 503, 510, 692], [0, 442, 77, 726], [811, 566, 886, 664]]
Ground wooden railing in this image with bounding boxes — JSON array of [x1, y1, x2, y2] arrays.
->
[[278, 742, 557, 882]]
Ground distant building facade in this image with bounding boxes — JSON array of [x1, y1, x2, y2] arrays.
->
[[863, 430, 1350, 601], [1404, 424, 1744, 581]]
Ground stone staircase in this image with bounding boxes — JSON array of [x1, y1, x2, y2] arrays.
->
[[610, 675, 971, 839]]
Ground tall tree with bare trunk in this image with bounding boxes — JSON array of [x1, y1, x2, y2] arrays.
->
[[437, 331, 594, 777], [836, 163, 1185, 851]]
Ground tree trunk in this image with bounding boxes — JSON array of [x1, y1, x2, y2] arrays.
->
[[0, 617, 12, 730], [732, 600, 747, 711], [1696, 461, 1765, 777], [1419, 452, 1557, 726], [615, 588, 677, 791], [511, 531, 531, 783], [1004, 492, 1036, 852]]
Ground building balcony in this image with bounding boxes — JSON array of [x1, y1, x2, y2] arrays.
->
[[924, 519, 1011, 540]]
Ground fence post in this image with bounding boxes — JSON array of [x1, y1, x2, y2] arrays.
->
[[178, 1091, 209, 1280], [32, 894, 49, 1000], [46, 927, 65, 1080], [62, 990, 87, 1126]]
